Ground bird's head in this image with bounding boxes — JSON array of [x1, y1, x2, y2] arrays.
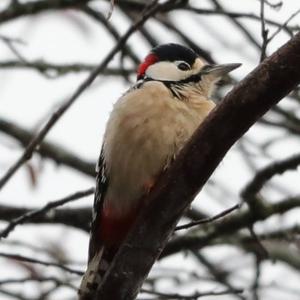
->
[[137, 43, 241, 99]]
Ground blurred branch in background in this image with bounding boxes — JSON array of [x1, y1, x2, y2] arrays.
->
[[0, 60, 135, 77], [0, 0, 300, 299], [0, 203, 91, 231], [0, 118, 96, 177], [0, 187, 94, 238]]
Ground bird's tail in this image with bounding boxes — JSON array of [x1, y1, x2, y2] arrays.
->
[[78, 246, 117, 300]]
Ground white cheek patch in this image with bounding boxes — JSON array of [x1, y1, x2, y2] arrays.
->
[[193, 58, 206, 70], [146, 61, 188, 81]]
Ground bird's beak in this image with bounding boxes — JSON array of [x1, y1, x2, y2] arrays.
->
[[202, 63, 241, 77]]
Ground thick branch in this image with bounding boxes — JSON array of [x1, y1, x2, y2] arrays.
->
[[95, 32, 300, 299]]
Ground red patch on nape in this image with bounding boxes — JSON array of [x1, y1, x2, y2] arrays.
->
[[137, 53, 158, 80]]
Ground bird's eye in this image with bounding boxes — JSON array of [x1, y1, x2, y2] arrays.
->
[[177, 62, 190, 71]]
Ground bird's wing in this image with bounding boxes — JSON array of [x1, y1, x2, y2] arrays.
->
[[88, 147, 109, 262]]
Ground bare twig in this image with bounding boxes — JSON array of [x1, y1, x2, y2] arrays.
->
[[140, 288, 244, 299], [0, 117, 96, 177], [175, 203, 241, 231], [260, 0, 269, 62], [0, 60, 135, 77], [0, 252, 84, 275], [241, 154, 300, 202], [191, 251, 246, 300], [268, 8, 300, 42], [0, 187, 94, 239], [248, 225, 269, 260], [0, 205, 91, 231], [162, 196, 300, 258], [0, 276, 77, 290], [211, 0, 261, 51], [0, 34, 27, 61], [260, 0, 282, 10], [251, 255, 262, 300], [82, 5, 140, 64], [0, 288, 31, 300], [182, 6, 298, 32], [0, 34, 25, 46], [0, 0, 91, 24]]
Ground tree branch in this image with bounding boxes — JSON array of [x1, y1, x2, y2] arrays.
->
[[95, 31, 300, 299], [0, 204, 91, 231], [0, 187, 94, 239], [0, 0, 91, 24], [0, 252, 83, 276], [241, 154, 300, 202], [162, 196, 300, 258], [0, 60, 134, 77], [0, 117, 96, 177]]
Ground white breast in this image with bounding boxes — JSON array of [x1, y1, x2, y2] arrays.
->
[[102, 81, 215, 215]]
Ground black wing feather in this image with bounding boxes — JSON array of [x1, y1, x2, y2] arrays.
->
[[88, 148, 109, 261]]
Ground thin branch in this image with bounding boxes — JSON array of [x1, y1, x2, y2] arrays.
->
[[0, 205, 91, 231], [268, 8, 300, 42], [0, 60, 135, 77], [0, 288, 31, 300], [162, 196, 300, 258], [251, 257, 262, 300], [140, 288, 244, 299], [0, 276, 77, 290], [182, 6, 298, 32], [82, 5, 140, 65], [2, 0, 298, 34], [259, 0, 282, 10], [0, 187, 94, 239], [260, 0, 269, 62], [0, 0, 162, 191], [0, 117, 96, 177], [175, 203, 241, 231], [211, 0, 261, 51], [248, 225, 269, 260], [0, 0, 91, 24], [0, 34, 27, 62], [191, 251, 246, 300], [116, 1, 299, 32], [0, 252, 84, 276], [241, 154, 300, 202]]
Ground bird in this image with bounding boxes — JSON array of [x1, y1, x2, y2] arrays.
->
[[79, 43, 240, 298]]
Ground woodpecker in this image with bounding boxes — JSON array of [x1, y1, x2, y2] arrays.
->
[[79, 43, 240, 298]]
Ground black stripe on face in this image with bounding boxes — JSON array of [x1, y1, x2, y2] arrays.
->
[[163, 73, 202, 85], [177, 73, 202, 84]]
